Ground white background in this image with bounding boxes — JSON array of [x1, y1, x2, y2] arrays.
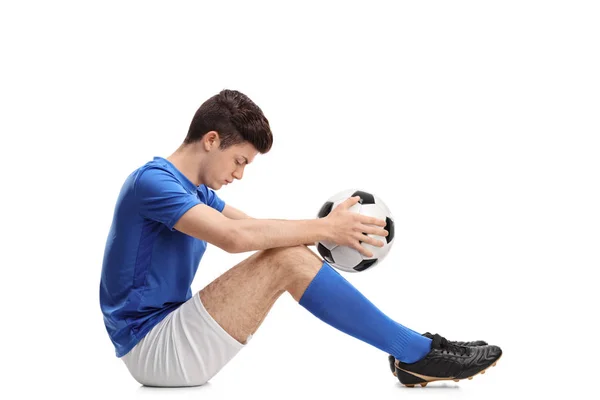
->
[[1, 1, 599, 399]]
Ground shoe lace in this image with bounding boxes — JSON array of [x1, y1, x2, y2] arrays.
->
[[433, 334, 470, 356]]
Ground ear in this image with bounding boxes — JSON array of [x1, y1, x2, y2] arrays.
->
[[203, 131, 220, 151]]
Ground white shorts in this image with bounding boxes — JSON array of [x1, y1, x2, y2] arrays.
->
[[121, 292, 249, 387]]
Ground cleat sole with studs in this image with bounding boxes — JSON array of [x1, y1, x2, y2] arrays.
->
[[393, 355, 502, 388]]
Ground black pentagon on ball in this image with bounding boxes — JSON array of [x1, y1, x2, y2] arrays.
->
[[385, 217, 395, 243], [317, 201, 334, 218], [317, 243, 335, 264], [354, 258, 378, 271], [351, 190, 375, 205]]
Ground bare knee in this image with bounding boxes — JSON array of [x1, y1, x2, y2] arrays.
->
[[259, 245, 322, 268], [256, 246, 323, 295]]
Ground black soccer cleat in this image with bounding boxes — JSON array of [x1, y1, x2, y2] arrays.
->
[[390, 334, 502, 387], [422, 331, 488, 347], [387, 332, 488, 375]]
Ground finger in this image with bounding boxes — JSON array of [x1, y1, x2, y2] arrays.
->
[[353, 242, 374, 258], [361, 225, 388, 237], [359, 215, 387, 227], [358, 233, 385, 248], [340, 196, 361, 209]]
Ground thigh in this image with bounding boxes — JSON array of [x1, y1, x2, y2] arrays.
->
[[199, 246, 323, 344], [122, 294, 244, 387]]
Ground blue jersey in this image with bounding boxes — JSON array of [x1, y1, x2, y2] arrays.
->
[[100, 157, 225, 357]]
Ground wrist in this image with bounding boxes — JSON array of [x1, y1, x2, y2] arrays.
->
[[315, 217, 332, 243]]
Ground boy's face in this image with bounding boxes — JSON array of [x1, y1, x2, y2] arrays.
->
[[202, 133, 258, 190]]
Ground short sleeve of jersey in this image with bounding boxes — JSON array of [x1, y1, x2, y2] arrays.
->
[[199, 184, 226, 212], [134, 167, 201, 230]]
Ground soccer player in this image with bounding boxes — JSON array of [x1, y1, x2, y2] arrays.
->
[[100, 89, 502, 388]]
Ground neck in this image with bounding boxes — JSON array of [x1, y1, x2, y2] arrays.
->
[[166, 143, 204, 186]]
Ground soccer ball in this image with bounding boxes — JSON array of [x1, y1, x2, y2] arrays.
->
[[315, 189, 395, 273]]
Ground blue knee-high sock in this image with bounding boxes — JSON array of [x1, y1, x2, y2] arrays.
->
[[299, 262, 431, 363]]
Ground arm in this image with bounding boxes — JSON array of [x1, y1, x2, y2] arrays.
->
[[134, 169, 332, 252], [221, 204, 315, 246], [222, 204, 252, 220], [174, 204, 329, 253]]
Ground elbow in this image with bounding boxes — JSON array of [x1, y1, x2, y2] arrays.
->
[[222, 227, 250, 254], [223, 239, 243, 254]]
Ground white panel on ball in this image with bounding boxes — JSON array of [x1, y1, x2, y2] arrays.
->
[[374, 194, 392, 216], [329, 246, 363, 272], [328, 189, 357, 203]]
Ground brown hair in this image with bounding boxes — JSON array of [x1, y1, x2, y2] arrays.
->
[[185, 89, 273, 153]]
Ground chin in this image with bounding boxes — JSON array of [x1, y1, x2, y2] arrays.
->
[[209, 182, 222, 190]]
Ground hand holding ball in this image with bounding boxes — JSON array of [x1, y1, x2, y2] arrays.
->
[[315, 189, 395, 273]]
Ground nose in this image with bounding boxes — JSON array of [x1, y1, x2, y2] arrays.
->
[[233, 166, 244, 180]]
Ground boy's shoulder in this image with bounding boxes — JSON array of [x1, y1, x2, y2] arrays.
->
[[132, 157, 176, 181]]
